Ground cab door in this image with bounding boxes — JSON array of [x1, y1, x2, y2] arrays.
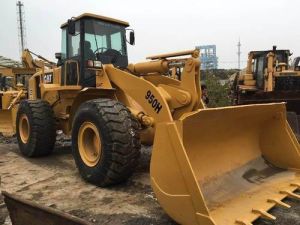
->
[[61, 22, 80, 86], [253, 56, 266, 89]]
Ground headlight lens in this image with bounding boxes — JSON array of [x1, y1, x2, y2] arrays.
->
[[86, 60, 102, 68], [93, 61, 102, 68]]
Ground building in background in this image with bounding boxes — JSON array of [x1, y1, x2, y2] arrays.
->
[[196, 45, 218, 70]]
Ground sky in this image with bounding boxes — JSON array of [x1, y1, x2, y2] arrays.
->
[[1, 0, 300, 69]]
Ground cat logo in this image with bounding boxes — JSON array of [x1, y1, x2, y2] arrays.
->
[[44, 73, 53, 84]]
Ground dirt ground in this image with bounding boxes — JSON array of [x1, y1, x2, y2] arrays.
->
[[0, 136, 175, 225], [0, 135, 300, 225]]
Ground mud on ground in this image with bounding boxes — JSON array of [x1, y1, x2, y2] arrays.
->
[[0, 135, 300, 225]]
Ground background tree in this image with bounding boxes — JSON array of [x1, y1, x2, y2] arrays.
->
[[203, 71, 231, 107]]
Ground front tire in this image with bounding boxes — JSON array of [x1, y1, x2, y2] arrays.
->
[[16, 100, 56, 157], [72, 99, 141, 187]]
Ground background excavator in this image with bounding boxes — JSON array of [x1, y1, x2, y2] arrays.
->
[[1, 14, 300, 225]]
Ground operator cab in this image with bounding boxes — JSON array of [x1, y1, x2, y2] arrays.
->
[[251, 47, 290, 89], [57, 13, 135, 87]]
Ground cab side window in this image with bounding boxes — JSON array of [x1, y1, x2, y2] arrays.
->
[[67, 22, 80, 58], [61, 29, 67, 60], [253, 56, 265, 89]]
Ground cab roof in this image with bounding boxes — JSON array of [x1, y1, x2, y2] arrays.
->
[[60, 13, 129, 28], [250, 49, 291, 56]]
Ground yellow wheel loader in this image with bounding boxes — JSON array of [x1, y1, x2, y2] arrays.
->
[[1, 13, 300, 225], [0, 49, 55, 135]]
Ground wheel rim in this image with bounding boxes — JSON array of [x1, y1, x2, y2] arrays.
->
[[78, 122, 102, 167], [19, 114, 30, 144]]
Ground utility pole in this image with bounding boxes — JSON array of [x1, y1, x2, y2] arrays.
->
[[16, 1, 26, 57], [237, 38, 241, 70]]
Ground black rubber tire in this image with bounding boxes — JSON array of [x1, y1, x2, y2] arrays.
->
[[72, 99, 141, 187], [16, 100, 56, 157]]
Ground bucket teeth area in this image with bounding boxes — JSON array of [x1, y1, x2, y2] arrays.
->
[[203, 157, 300, 225], [252, 209, 276, 220], [267, 199, 291, 208], [280, 190, 300, 199], [233, 183, 300, 225]]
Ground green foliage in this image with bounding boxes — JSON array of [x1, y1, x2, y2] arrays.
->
[[201, 69, 239, 80], [204, 71, 231, 108]]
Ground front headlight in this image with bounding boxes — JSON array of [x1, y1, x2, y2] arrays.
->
[[86, 60, 102, 68], [93, 61, 102, 68]]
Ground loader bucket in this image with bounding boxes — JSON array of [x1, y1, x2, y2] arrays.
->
[[3, 191, 91, 225], [151, 103, 300, 225], [0, 109, 14, 134]]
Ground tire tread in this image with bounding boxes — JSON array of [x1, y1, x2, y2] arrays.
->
[[72, 98, 141, 186], [17, 100, 56, 157]]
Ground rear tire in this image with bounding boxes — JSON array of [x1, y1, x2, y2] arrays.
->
[[16, 100, 56, 157], [72, 99, 141, 187]]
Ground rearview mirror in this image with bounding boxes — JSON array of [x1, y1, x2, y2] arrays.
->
[[129, 31, 135, 45], [55, 52, 62, 60], [67, 19, 75, 35], [55, 52, 63, 66]]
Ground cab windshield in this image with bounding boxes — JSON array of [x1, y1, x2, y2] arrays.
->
[[84, 19, 128, 67]]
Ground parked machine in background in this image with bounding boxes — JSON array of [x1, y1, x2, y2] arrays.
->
[[291, 56, 300, 71], [0, 49, 55, 134], [1, 15, 300, 225], [232, 46, 300, 138]]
